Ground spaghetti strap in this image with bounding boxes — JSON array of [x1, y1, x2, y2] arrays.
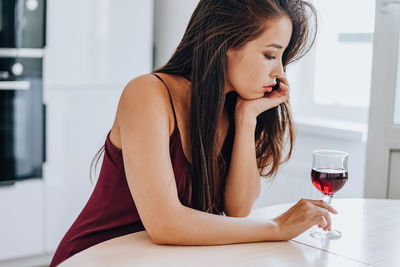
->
[[152, 73, 178, 128]]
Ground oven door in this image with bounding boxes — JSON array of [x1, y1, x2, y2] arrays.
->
[[0, 57, 44, 183], [0, 0, 46, 48]]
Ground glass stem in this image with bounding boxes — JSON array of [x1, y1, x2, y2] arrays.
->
[[323, 195, 333, 205]]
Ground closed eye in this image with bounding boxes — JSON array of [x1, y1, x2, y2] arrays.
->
[[264, 54, 276, 60]]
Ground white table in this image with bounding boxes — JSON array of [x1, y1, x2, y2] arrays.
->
[[60, 198, 400, 267]]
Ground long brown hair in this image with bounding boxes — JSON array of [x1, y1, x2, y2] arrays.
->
[[91, 0, 318, 215]]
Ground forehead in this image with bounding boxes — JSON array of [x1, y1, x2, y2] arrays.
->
[[249, 16, 293, 49]]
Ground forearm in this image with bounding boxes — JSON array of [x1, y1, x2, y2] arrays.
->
[[153, 204, 281, 245], [224, 118, 261, 217]]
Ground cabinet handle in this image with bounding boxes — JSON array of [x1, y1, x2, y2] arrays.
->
[[380, 0, 400, 13], [43, 103, 46, 163], [0, 81, 30, 90]]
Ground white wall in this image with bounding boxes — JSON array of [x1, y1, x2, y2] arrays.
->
[[391, 14, 400, 125], [153, 0, 199, 68]]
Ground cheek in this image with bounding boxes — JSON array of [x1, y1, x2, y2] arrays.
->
[[239, 57, 268, 82], [226, 53, 269, 98], [231, 62, 267, 90]]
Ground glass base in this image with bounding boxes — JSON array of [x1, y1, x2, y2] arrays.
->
[[309, 228, 342, 240]]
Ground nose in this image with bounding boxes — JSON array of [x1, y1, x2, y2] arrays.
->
[[270, 60, 284, 79]]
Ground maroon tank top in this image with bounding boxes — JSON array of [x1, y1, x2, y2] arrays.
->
[[50, 73, 193, 266]]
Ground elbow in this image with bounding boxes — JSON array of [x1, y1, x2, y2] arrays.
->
[[147, 224, 174, 245], [146, 226, 163, 245], [149, 234, 168, 245], [224, 197, 255, 218], [149, 223, 185, 245], [230, 211, 251, 218], [145, 212, 181, 245], [224, 206, 252, 218]]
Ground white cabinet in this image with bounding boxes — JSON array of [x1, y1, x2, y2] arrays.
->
[[44, 88, 121, 251], [43, 0, 154, 253], [0, 180, 44, 260], [44, 0, 153, 87]]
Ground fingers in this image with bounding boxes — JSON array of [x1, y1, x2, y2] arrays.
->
[[314, 215, 328, 229], [268, 81, 289, 100], [277, 74, 289, 87], [315, 207, 332, 231], [275, 198, 337, 239], [297, 198, 336, 231], [260, 94, 287, 110], [270, 77, 290, 100], [276, 81, 289, 93], [304, 199, 338, 214]]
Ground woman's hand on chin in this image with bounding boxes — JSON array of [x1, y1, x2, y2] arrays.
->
[[234, 75, 290, 125]]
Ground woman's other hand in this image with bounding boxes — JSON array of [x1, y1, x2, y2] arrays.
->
[[273, 198, 338, 240]]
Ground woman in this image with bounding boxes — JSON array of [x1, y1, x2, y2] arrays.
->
[[51, 0, 337, 266]]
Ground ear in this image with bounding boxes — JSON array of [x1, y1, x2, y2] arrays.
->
[[227, 47, 237, 59], [227, 47, 233, 57]]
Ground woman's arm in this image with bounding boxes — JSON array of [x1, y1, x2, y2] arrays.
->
[[224, 76, 292, 217], [224, 116, 260, 217], [117, 75, 336, 245]]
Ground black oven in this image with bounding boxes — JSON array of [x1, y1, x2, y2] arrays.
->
[[0, 57, 45, 185], [0, 0, 46, 185], [0, 0, 46, 48]]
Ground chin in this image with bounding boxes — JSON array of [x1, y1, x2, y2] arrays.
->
[[236, 90, 263, 100], [239, 95, 256, 100]]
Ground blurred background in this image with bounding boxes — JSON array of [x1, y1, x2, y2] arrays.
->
[[0, 0, 399, 266]]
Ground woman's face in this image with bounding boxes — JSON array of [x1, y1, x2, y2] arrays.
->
[[226, 16, 293, 99]]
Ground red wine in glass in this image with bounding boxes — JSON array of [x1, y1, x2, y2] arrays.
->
[[309, 150, 348, 240], [311, 168, 348, 196]]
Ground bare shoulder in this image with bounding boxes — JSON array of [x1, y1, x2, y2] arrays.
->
[[118, 73, 174, 130], [119, 73, 171, 111], [110, 74, 175, 149]]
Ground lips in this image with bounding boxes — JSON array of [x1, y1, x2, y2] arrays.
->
[[263, 85, 275, 91], [263, 86, 274, 93], [264, 83, 276, 88]]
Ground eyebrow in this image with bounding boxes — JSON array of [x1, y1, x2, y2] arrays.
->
[[265, 43, 283, 49]]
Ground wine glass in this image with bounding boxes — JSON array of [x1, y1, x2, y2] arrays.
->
[[309, 150, 348, 240]]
